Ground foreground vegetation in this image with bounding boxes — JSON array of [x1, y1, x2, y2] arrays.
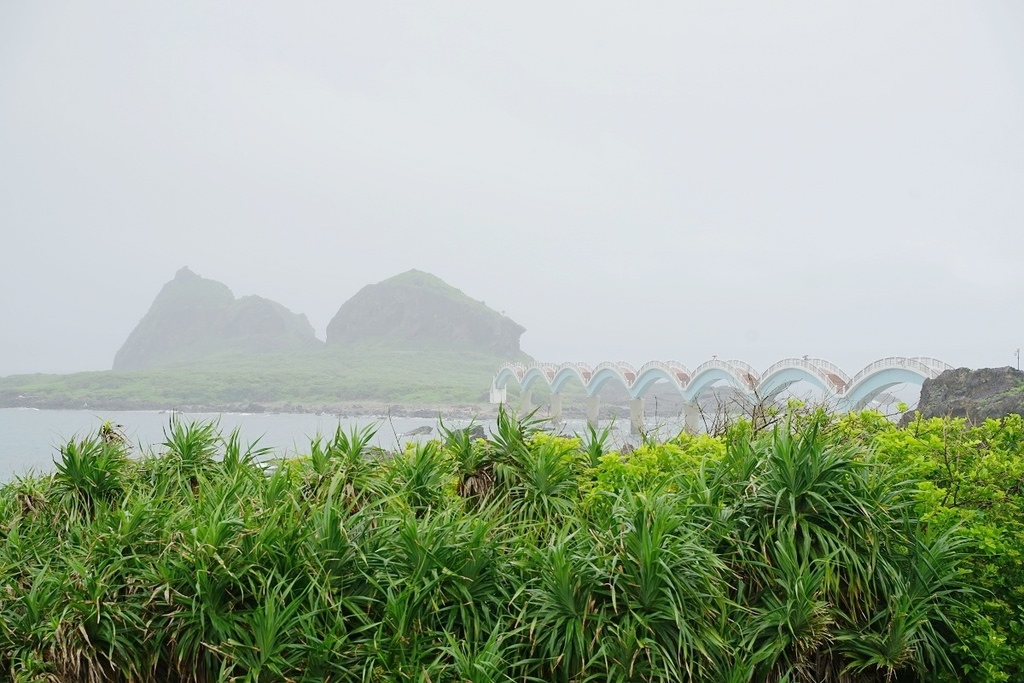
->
[[2, 408, 1023, 681]]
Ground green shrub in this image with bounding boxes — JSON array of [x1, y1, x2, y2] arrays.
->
[[0, 411, 993, 681]]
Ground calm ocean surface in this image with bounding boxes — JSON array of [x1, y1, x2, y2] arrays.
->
[[0, 408, 480, 481], [0, 408, 663, 482]]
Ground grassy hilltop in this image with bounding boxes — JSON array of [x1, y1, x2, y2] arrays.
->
[[0, 270, 529, 412]]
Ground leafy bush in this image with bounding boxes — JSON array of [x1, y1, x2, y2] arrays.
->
[[837, 411, 1024, 681], [0, 411, 996, 682]]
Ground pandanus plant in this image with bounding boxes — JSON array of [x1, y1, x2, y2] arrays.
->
[[0, 412, 976, 683], [306, 422, 380, 507], [53, 424, 130, 520], [440, 419, 494, 503], [713, 417, 970, 682]]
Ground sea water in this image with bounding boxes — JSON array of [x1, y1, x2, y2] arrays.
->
[[0, 408, 475, 481], [0, 407, 655, 482]]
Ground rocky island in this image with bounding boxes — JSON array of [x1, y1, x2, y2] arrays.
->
[[0, 269, 530, 413], [113, 267, 322, 371]]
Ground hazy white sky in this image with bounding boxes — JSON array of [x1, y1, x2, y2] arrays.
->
[[2, 1, 1023, 377]]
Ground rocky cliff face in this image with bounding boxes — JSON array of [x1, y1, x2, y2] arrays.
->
[[326, 270, 525, 356], [909, 366, 1024, 423], [113, 267, 322, 370]]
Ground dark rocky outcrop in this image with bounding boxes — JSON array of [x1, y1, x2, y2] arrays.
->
[[113, 267, 322, 370], [907, 366, 1024, 424], [326, 270, 525, 356]]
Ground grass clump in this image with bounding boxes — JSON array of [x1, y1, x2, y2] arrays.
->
[[0, 407, 1002, 681]]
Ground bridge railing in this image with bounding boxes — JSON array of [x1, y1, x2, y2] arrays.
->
[[809, 358, 851, 383], [536, 362, 560, 379], [686, 359, 760, 388], [845, 356, 945, 391], [590, 361, 638, 382], [636, 360, 691, 381], [545, 362, 594, 388], [496, 362, 527, 380], [566, 362, 595, 381], [726, 359, 759, 377], [761, 358, 794, 379], [495, 357, 950, 402], [759, 357, 851, 391], [726, 359, 760, 387], [846, 357, 901, 388], [910, 357, 955, 373]]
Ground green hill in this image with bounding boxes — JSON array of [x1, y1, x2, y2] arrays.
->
[[327, 269, 525, 355], [1, 269, 529, 410], [113, 267, 322, 370]]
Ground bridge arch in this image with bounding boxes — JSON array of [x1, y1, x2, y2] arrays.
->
[[587, 362, 637, 396], [758, 367, 832, 401], [491, 356, 953, 424], [842, 369, 925, 410], [681, 360, 759, 403], [493, 364, 524, 392], [518, 364, 559, 394], [841, 357, 952, 410], [550, 363, 591, 394], [630, 361, 690, 399], [842, 369, 928, 410], [758, 358, 849, 401]]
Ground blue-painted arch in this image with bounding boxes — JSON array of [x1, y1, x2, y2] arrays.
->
[[550, 366, 588, 394], [519, 367, 553, 394], [681, 367, 749, 402], [758, 367, 832, 401], [843, 368, 928, 410], [493, 366, 521, 391], [630, 367, 685, 399], [587, 367, 631, 396], [491, 357, 950, 416]]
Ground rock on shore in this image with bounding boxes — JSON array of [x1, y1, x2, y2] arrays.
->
[[907, 366, 1024, 424]]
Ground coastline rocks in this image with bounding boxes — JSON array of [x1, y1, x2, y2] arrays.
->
[[401, 425, 434, 436], [906, 366, 1024, 424]]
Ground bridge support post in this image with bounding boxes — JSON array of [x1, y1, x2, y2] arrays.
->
[[549, 392, 563, 423], [630, 398, 644, 436], [489, 381, 506, 404], [586, 396, 601, 428], [683, 400, 703, 433], [519, 390, 533, 417]]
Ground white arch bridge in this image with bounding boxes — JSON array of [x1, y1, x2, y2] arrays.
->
[[490, 356, 953, 433]]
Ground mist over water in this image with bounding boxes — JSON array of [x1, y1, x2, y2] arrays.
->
[[1, 4, 1022, 377], [1, 376, 922, 481], [0, 409, 465, 481], [1, 408, 655, 482], [0, 407, 682, 482]]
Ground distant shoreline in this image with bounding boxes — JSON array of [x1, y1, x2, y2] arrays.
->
[[0, 397, 501, 420]]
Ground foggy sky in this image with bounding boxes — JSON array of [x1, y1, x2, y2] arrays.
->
[[2, 2, 1023, 378]]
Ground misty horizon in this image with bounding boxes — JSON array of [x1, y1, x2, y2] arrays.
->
[[2, 3, 1023, 377]]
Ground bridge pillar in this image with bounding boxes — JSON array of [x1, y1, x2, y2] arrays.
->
[[586, 396, 601, 428], [549, 392, 563, 423], [683, 400, 703, 433], [519, 390, 533, 417], [630, 398, 644, 435], [489, 381, 506, 404]]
